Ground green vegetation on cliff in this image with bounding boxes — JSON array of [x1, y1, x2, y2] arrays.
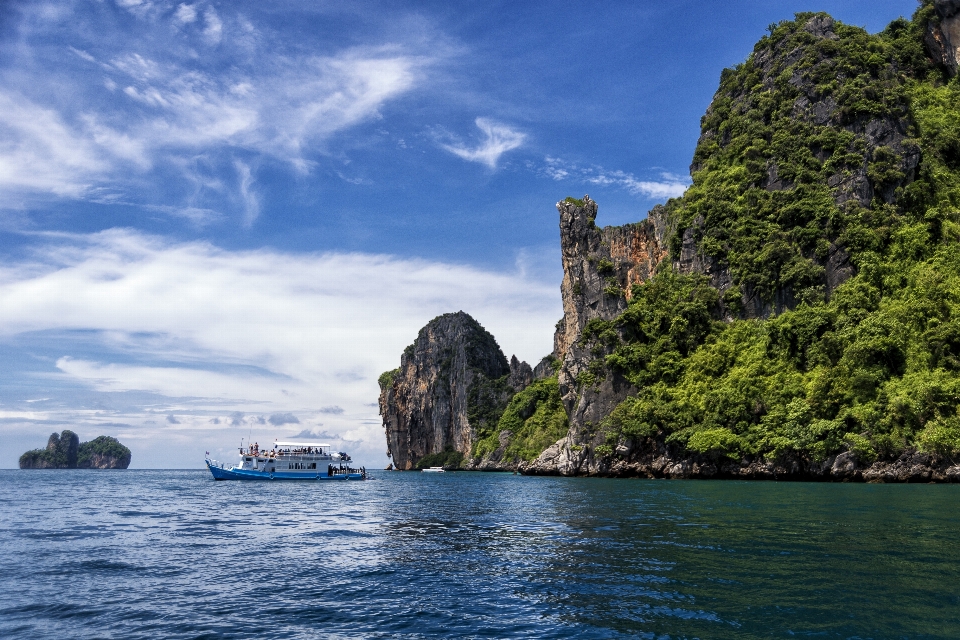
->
[[415, 447, 465, 470], [591, 3, 960, 464], [78, 436, 132, 468], [670, 7, 939, 304], [474, 374, 569, 463]]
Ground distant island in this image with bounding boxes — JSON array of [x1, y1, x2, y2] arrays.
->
[[19, 430, 132, 469]]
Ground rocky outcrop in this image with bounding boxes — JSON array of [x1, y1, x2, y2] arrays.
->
[[553, 196, 667, 360], [544, 196, 669, 477], [508, 355, 533, 392], [926, 0, 960, 77], [77, 436, 132, 469], [379, 311, 535, 470], [19, 430, 80, 469], [19, 431, 131, 469]]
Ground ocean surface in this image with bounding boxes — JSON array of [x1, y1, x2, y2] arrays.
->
[[1, 470, 959, 639]]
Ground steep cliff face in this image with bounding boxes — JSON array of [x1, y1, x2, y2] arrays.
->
[[379, 312, 518, 470], [522, 4, 960, 480], [547, 196, 669, 474], [553, 197, 668, 358], [926, 0, 960, 76]]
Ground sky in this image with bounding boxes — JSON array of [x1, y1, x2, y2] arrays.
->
[[0, 0, 920, 468]]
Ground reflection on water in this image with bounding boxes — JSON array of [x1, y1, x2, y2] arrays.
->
[[1, 470, 958, 638]]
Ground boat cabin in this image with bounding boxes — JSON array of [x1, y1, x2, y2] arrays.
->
[[237, 441, 352, 471]]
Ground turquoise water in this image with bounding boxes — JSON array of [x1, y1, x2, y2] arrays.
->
[[1, 470, 958, 638]]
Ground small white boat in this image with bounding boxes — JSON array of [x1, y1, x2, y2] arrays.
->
[[421, 466, 445, 473]]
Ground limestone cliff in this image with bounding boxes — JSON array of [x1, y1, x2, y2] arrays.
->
[[381, 5, 960, 481], [520, 5, 960, 480], [926, 0, 960, 77], [379, 311, 534, 470]]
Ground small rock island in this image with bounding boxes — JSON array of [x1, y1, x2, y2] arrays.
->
[[19, 430, 132, 469]]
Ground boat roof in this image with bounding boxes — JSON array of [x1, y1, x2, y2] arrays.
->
[[274, 441, 332, 447]]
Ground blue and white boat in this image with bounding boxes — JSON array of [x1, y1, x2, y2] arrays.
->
[[205, 441, 366, 481]]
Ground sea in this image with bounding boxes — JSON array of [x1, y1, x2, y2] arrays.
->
[[1, 470, 958, 639]]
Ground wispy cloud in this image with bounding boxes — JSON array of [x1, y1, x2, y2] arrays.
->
[[202, 7, 223, 45], [174, 4, 198, 25], [0, 3, 429, 218], [234, 160, 259, 226], [319, 406, 344, 414], [540, 157, 690, 200], [0, 91, 110, 198], [438, 118, 526, 169]]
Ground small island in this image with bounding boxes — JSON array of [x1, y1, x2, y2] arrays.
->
[[19, 430, 132, 469]]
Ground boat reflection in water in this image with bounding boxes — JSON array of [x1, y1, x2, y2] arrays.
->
[[205, 441, 366, 481]]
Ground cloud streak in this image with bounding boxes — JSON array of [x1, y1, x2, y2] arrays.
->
[[541, 157, 690, 200], [438, 118, 526, 169]]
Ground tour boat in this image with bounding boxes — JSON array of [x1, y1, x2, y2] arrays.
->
[[421, 466, 445, 473], [205, 441, 366, 481]]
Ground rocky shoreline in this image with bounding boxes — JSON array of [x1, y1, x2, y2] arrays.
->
[[518, 438, 960, 483]]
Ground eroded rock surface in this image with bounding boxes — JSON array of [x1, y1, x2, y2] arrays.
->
[[379, 311, 531, 470], [926, 0, 960, 77]]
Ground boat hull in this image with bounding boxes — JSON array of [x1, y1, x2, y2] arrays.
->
[[206, 460, 365, 481]]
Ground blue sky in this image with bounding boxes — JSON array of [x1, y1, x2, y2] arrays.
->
[[0, 0, 919, 467]]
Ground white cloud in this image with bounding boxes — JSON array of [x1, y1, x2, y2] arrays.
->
[[0, 91, 121, 197], [203, 7, 223, 45], [542, 157, 690, 200], [175, 3, 197, 25], [439, 117, 526, 169], [0, 230, 561, 466], [234, 160, 259, 225]]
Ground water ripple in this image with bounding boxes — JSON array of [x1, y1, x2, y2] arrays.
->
[[1, 471, 960, 638]]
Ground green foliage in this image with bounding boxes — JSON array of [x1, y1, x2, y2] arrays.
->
[[590, 9, 960, 464], [686, 428, 742, 458], [473, 375, 569, 462], [673, 10, 936, 305], [916, 417, 960, 456], [77, 436, 131, 466], [415, 447, 465, 470], [19, 449, 55, 468], [564, 196, 585, 207], [378, 368, 399, 389], [466, 373, 513, 439]]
